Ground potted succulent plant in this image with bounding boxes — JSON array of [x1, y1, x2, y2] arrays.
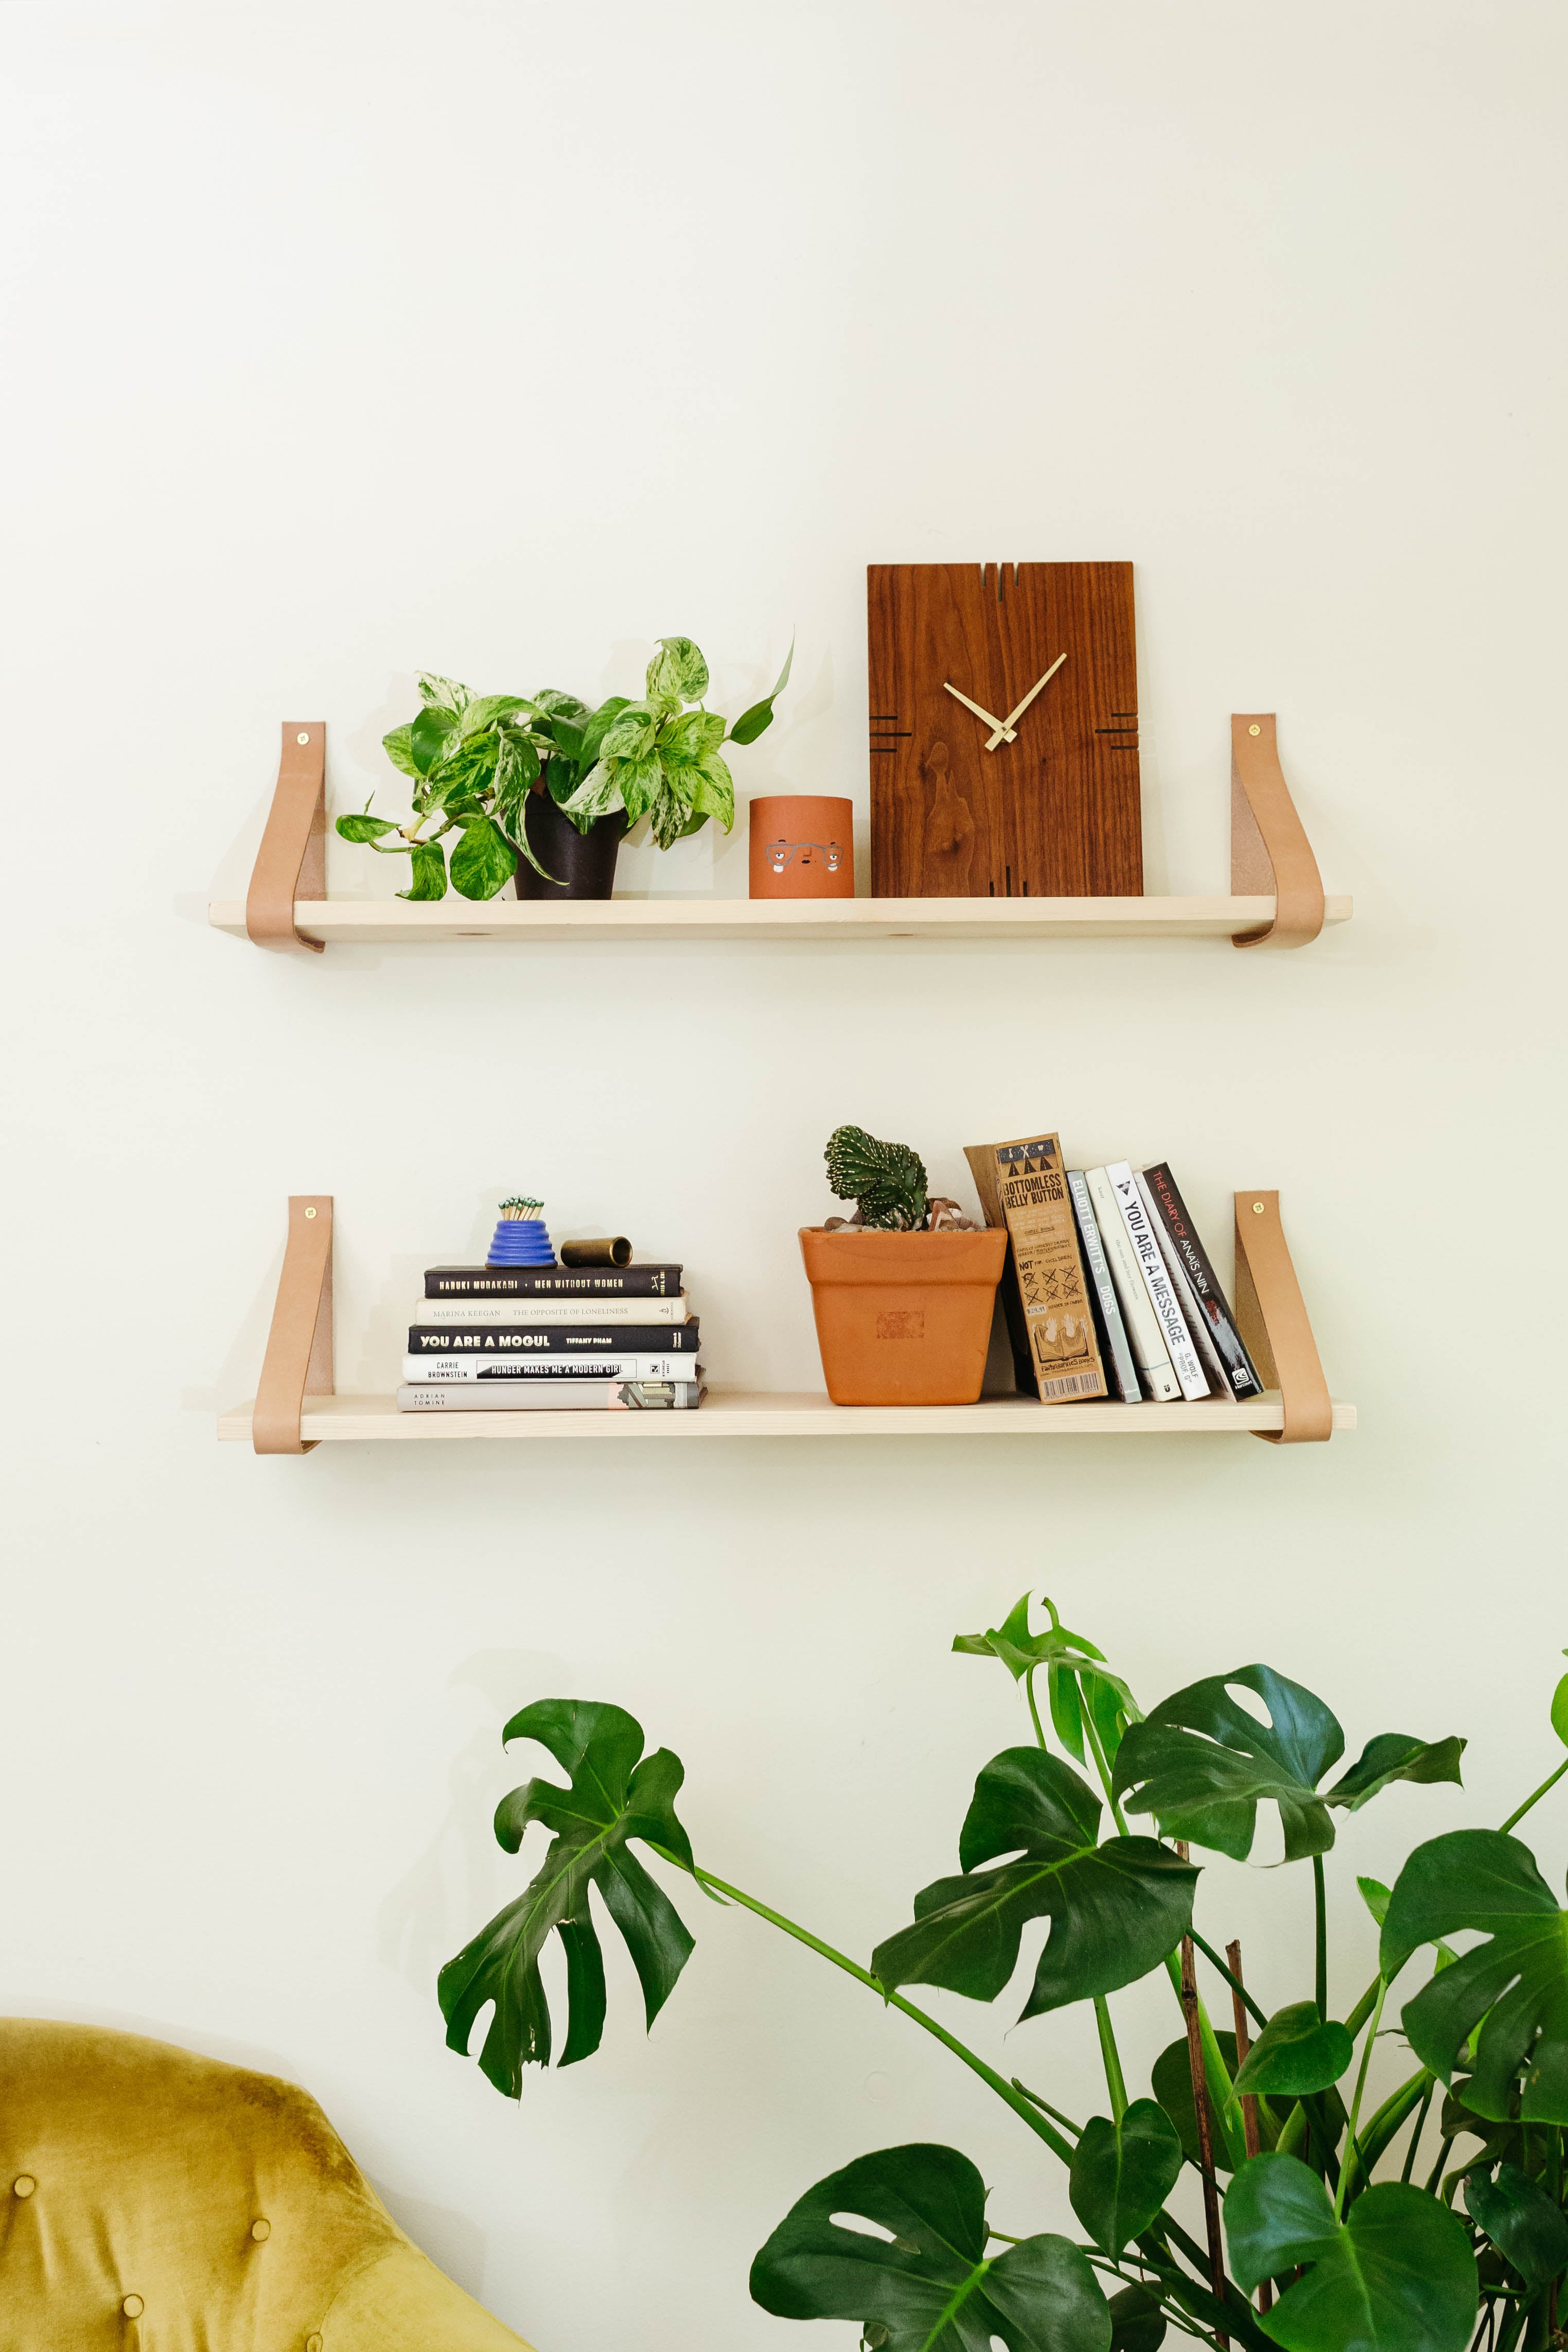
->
[[334, 636, 791, 904], [799, 1125, 1008, 1405]]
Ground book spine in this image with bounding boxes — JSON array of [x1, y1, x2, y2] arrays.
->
[[403, 1354, 700, 1381], [964, 1134, 1108, 1402], [1134, 1173, 1230, 1396], [408, 1295, 689, 1327], [396, 1381, 704, 1412], [1084, 1168, 1181, 1401], [1104, 1164, 1209, 1400], [962, 1143, 1037, 1396], [424, 1266, 682, 1298], [405, 1324, 699, 1355], [1139, 1163, 1264, 1398], [1066, 1172, 1141, 1404]]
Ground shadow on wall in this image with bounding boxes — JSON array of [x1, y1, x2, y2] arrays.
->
[[377, 1648, 569, 2002]]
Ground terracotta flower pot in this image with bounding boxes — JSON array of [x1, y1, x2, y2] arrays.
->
[[799, 1225, 1008, 1406], [749, 795, 855, 898]]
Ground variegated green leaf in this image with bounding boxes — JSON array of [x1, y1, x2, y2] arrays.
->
[[617, 750, 666, 824], [662, 708, 727, 764], [688, 750, 734, 829], [382, 722, 419, 777], [459, 693, 531, 736], [417, 672, 470, 716], [601, 705, 657, 761], [646, 636, 709, 704], [450, 815, 517, 901], [561, 759, 626, 824], [397, 839, 447, 899], [728, 634, 794, 745]]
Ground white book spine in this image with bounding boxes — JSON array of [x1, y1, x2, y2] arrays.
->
[[410, 1294, 689, 1326], [403, 1353, 699, 1382], [1084, 1168, 1181, 1402], [1104, 1164, 1209, 1401], [397, 1381, 703, 1412], [1134, 1172, 1226, 1396]]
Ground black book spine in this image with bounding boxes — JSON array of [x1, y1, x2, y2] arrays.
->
[[406, 1323, 699, 1355], [424, 1265, 681, 1298], [1139, 1165, 1263, 1398]]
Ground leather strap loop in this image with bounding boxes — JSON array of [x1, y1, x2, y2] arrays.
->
[[253, 1198, 333, 1454], [1232, 1191, 1333, 1444], [245, 724, 327, 956], [1230, 715, 1325, 950]]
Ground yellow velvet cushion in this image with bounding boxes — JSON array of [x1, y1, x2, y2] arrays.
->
[[0, 2018, 532, 2351]]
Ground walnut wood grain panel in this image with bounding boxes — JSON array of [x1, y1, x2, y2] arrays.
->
[[868, 563, 1142, 899]]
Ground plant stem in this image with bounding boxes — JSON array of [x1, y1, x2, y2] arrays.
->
[[1335, 1976, 1387, 2219], [1227, 1940, 1272, 2315], [676, 1858, 1077, 2165], [1401, 2081, 1436, 2184], [1081, 1706, 1130, 1835], [1025, 1666, 1047, 1749], [1095, 1995, 1129, 2123], [1423, 2133, 1456, 2196], [1010, 2077, 1082, 2138], [1179, 1926, 1230, 2349], [1499, 1755, 1568, 1836], [1195, 1930, 1269, 2030], [1313, 1855, 1328, 2023]]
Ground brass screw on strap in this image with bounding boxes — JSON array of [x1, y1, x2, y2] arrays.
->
[[304, 1207, 316, 1219], [1248, 723, 1261, 735], [297, 732, 310, 745], [1253, 1201, 1265, 1215]]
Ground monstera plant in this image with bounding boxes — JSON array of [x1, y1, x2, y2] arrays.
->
[[336, 636, 790, 899], [439, 1599, 1568, 2352]]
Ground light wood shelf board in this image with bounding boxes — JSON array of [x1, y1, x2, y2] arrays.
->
[[208, 894, 1352, 948], [218, 1389, 1356, 1443]]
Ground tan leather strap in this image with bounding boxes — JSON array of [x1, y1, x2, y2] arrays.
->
[[1232, 1191, 1332, 1444], [1230, 715, 1325, 950], [253, 1197, 333, 1454], [246, 724, 327, 956]]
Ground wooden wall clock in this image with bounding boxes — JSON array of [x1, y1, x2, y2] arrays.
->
[[867, 563, 1142, 898]]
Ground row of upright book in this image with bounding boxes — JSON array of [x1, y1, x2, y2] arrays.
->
[[397, 1207, 702, 1412], [965, 1133, 1263, 1405]]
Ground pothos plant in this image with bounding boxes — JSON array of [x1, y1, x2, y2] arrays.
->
[[335, 636, 791, 899], [438, 1598, 1568, 2352]]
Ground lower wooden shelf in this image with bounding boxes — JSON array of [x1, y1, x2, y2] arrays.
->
[[219, 1388, 1356, 1444]]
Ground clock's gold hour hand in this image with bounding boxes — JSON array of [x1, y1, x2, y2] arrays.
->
[[942, 680, 1016, 743], [985, 652, 1067, 750]]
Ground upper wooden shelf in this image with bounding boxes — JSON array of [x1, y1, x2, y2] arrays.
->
[[226, 715, 1342, 956], [219, 1389, 1356, 1444], [210, 893, 1352, 949]]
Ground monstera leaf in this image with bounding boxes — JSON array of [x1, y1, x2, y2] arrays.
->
[[750, 2143, 1111, 2352], [438, 1700, 695, 2095], [1232, 2002, 1354, 2099], [1381, 1828, 1568, 2121], [1105, 2285, 1166, 2350], [1224, 2154, 1477, 2352], [871, 1748, 1196, 2017], [1069, 2101, 1184, 2255], [1464, 2163, 1568, 2289], [954, 1593, 1139, 1771], [1113, 1666, 1464, 1863]]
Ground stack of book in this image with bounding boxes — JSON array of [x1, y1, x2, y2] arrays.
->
[[396, 1206, 702, 1413], [965, 1133, 1264, 1407]]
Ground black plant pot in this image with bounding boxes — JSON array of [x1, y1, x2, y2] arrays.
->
[[513, 792, 627, 902]]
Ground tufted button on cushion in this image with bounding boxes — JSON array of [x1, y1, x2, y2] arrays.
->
[[252, 2217, 271, 2241], [12, 2174, 36, 2197], [122, 2293, 145, 2318]]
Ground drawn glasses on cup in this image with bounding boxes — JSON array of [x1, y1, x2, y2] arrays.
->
[[764, 838, 844, 875]]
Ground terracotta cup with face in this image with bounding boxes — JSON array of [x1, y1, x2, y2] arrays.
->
[[748, 796, 855, 899]]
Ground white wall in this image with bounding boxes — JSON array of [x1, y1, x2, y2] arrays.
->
[[5, 4, 1565, 2345]]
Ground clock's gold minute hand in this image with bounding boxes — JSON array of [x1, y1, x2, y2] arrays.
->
[[985, 652, 1067, 751], [942, 680, 1017, 743]]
